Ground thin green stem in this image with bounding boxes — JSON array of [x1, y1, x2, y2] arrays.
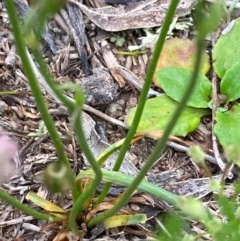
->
[[4, 0, 79, 202], [98, 0, 180, 205], [19, 6, 102, 232], [31, 49, 74, 110], [0, 190, 62, 221], [32, 36, 103, 234], [88, 31, 205, 229], [68, 116, 102, 234]]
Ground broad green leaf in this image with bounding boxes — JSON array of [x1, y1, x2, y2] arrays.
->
[[155, 67, 212, 108], [213, 19, 240, 78], [214, 104, 240, 148], [153, 38, 210, 85], [125, 95, 209, 137], [220, 62, 240, 102], [104, 214, 147, 228]]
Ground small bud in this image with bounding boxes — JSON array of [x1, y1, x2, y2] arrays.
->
[[177, 196, 210, 221], [0, 135, 21, 185], [225, 144, 240, 166], [44, 162, 71, 193], [210, 178, 222, 194], [188, 145, 205, 164]]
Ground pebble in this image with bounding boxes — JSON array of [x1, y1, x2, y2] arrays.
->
[[80, 68, 119, 107]]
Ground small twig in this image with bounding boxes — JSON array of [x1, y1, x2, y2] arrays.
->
[[167, 141, 217, 165], [115, 66, 161, 97], [211, 73, 226, 172], [83, 104, 128, 129], [54, 13, 70, 35], [0, 216, 34, 226], [210, 34, 233, 178]]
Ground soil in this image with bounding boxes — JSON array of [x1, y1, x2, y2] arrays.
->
[[0, 0, 231, 240]]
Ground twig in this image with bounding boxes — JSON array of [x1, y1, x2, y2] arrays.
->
[[116, 66, 161, 97], [167, 141, 217, 165], [0, 216, 33, 226], [83, 104, 128, 129], [210, 34, 233, 178], [211, 74, 226, 171]]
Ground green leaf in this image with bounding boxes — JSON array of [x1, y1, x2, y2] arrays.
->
[[220, 62, 240, 102], [125, 95, 209, 137], [77, 169, 179, 205], [214, 104, 240, 148], [155, 67, 212, 108], [110, 36, 125, 47], [213, 19, 240, 78], [153, 38, 210, 85]]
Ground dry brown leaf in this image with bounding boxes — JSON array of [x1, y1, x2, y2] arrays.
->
[[68, 0, 195, 31]]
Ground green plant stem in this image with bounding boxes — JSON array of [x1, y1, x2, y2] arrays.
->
[[7, 0, 102, 231], [31, 37, 103, 235], [89, 40, 204, 228], [0, 91, 27, 95], [95, 136, 141, 205], [6, 0, 101, 231], [31, 49, 74, 109], [31, 36, 102, 233], [0, 189, 62, 221], [68, 116, 102, 234], [88, 40, 204, 227], [78, 170, 178, 205], [98, 0, 180, 206], [88, 20, 205, 231], [4, 0, 79, 202], [34, 49, 103, 233]]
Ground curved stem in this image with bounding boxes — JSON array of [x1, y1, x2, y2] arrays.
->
[[4, 0, 79, 201], [5, 0, 101, 231], [68, 116, 102, 234], [31, 49, 75, 110]]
